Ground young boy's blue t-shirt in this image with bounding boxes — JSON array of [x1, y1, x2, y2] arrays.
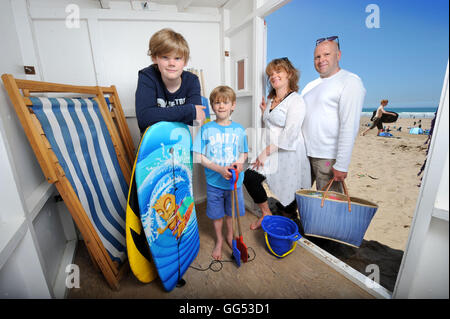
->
[[192, 121, 248, 190]]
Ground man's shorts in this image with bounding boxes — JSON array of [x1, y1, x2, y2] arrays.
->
[[370, 117, 383, 130], [206, 183, 246, 220], [309, 157, 344, 193]]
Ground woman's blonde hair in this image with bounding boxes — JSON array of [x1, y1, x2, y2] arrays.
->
[[381, 99, 389, 105], [209, 86, 236, 106], [266, 57, 299, 99], [148, 28, 190, 61]]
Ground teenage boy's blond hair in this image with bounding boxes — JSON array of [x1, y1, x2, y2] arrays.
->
[[148, 28, 190, 61], [209, 86, 236, 106]]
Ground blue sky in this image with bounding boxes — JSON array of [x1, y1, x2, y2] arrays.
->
[[266, 0, 449, 109]]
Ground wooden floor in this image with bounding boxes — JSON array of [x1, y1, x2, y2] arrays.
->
[[68, 202, 373, 299]]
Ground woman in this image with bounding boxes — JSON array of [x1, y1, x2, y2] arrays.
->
[[244, 57, 311, 230]]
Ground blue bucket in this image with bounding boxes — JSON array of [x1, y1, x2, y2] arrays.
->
[[261, 215, 301, 258]]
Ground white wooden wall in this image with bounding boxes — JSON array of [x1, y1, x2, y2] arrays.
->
[[0, 0, 76, 299], [394, 63, 449, 299]]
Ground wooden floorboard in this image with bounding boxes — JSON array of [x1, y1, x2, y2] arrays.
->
[[68, 202, 373, 299]]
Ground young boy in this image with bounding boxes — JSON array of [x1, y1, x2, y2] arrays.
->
[[192, 86, 248, 260], [135, 28, 206, 133]]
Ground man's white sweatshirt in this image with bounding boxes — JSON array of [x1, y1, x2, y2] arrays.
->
[[301, 69, 366, 172]]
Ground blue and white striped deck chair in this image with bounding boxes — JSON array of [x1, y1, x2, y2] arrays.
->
[[102, 94, 135, 166], [1, 74, 134, 290], [30, 97, 128, 264]]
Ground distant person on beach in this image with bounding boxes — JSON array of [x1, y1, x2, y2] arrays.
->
[[302, 36, 365, 193], [361, 99, 397, 136]]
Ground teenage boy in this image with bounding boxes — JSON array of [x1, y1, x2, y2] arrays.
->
[[135, 28, 206, 133]]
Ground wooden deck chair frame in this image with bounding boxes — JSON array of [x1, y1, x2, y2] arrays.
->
[[1, 74, 135, 290]]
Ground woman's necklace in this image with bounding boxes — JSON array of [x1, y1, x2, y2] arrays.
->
[[271, 90, 292, 109]]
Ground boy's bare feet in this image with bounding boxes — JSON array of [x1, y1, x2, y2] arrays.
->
[[212, 240, 222, 260]]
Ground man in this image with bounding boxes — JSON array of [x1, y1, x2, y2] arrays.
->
[[361, 99, 397, 136], [301, 36, 366, 193]]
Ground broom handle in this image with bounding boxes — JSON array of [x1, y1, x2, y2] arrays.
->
[[231, 168, 242, 235], [231, 187, 237, 238], [235, 189, 243, 236], [321, 178, 352, 212]]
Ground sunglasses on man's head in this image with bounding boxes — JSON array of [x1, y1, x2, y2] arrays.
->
[[315, 36, 340, 49]]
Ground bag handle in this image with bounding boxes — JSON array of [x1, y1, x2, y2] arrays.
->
[[321, 178, 352, 212]]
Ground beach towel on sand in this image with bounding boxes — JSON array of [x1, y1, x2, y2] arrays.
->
[[379, 132, 393, 137]]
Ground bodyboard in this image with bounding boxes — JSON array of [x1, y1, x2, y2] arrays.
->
[[126, 138, 157, 283], [135, 122, 200, 291], [371, 110, 399, 123], [381, 111, 399, 123]]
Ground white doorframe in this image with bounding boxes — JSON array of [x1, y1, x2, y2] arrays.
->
[[393, 62, 449, 298]]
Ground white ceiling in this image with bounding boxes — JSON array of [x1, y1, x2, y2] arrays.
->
[[107, 0, 230, 8], [155, 0, 229, 7]]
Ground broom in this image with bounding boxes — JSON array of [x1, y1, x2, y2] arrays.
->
[[232, 168, 248, 262], [230, 176, 241, 267], [230, 169, 248, 263]]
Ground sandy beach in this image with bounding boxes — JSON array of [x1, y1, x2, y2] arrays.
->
[[350, 116, 432, 250]]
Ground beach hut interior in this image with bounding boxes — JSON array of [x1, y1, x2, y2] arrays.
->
[[0, 0, 448, 300]]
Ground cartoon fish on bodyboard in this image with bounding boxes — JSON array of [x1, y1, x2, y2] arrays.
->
[[135, 122, 200, 292]]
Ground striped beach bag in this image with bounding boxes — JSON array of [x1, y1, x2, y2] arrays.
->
[[295, 179, 378, 247]]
